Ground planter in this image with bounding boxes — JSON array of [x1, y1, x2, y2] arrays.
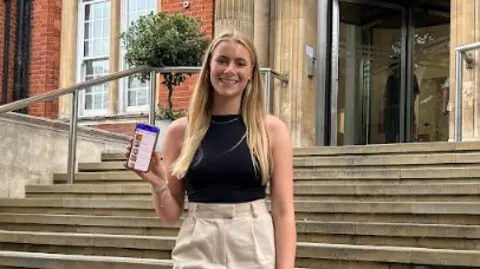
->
[[154, 119, 173, 152]]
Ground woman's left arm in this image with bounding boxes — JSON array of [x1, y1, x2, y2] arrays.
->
[[267, 115, 296, 269]]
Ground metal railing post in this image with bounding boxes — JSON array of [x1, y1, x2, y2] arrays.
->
[[265, 70, 272, 113], [149, 70, 157, 125], [67, 91, 79, 184], [455, 50, 463, 142]]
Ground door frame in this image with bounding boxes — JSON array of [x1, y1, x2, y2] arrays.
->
[[328, 0, 411, 145]]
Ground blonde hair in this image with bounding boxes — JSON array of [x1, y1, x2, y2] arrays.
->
[[170, 31, 273, 185]]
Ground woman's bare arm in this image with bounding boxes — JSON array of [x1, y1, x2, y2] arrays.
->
[[150, 117, 187, 224]]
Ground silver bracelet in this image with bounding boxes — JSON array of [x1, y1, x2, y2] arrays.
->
[[150, 181, 169, 194]]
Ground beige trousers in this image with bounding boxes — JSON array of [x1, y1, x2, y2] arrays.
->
[[171, 198, 276, 269]]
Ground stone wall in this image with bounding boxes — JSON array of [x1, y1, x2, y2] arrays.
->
[[0, 112, 128, 198]]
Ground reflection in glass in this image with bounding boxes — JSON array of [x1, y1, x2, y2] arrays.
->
[[411, 11, 450, 142], [85, 59, 109, 111], [124, 0, 156, 109], [336, 2, 402, 145]]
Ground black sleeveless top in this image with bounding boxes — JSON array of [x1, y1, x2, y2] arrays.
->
[[183, 114, 267, 203]]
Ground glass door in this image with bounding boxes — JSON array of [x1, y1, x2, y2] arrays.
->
[[407, 5, 450, 142], [331, 0, 407, 145]]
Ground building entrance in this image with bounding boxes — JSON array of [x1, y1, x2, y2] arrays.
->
[[328, 0, 450, 145]]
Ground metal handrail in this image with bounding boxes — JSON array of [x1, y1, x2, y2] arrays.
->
[[0, 65, 288, 184], [152, 66, 289, 84], [454, 42, 480, 141], [0, 65, 154, 114]]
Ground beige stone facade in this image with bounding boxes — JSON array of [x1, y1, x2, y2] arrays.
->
[[449, 0, 480, 142]]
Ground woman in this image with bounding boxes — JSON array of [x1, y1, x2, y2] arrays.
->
[[125, 31, 296, 269]]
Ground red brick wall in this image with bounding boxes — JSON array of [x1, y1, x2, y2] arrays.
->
[[28, 0, 61, 118], [0, 0, 61, 118], [0, 1, 18, 105], [95, 123, 137, 136], [0, 1, 5, 103], [158, 0, 214, 111]]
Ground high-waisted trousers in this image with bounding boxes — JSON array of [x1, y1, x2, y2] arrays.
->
[[171, 198, 276, 269]]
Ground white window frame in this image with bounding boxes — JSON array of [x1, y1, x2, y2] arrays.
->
[[76, 0, 111, 117], [118, 0, 157, 114]]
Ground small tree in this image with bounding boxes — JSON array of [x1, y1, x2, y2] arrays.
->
[[121, 12, 209, 120]]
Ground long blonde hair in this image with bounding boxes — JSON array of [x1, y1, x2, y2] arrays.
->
[[170, 31, 273, 185]]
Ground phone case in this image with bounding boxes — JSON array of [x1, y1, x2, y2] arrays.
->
[[127, 123, 160, 172]]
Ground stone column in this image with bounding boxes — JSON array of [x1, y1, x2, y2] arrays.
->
[[254, 0, 270, 67], [58, 1, 78, 119], [270, 0, 317, 146], [108, 0, 121, 115], [449, 0, 479, 141], [214, 0, 255, 40]]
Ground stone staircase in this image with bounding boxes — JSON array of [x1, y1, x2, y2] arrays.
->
[[1, 142, 480, 268]]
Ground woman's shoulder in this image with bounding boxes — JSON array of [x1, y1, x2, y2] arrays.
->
[[164, 116, 188, 143], [265, 114, 290, 146], [266, 114, 287, 132], [265, 115, 291, 161]]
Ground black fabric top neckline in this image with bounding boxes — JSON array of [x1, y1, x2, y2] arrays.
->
[[211, 114, 241, 122]]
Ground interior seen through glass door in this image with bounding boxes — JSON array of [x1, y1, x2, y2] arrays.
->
[[336, 1, 403, 145]]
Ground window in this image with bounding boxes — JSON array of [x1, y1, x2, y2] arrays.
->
[[84, 60, 109, 110], [121, 0, 156, 113], [78, 0, 111, 116]]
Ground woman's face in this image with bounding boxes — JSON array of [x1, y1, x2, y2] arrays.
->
[[209, 40, 253, 99]]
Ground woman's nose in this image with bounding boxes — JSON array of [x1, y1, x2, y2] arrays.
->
[[224, 62, 236, 74]]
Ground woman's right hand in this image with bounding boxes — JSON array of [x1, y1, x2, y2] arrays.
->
[[124, 137, 167, 186]]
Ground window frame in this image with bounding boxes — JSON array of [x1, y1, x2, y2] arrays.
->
[[118, 0, 157, 114], [76, 0, 111, 117]]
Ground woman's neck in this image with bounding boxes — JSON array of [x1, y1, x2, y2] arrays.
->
[[211, 95, 242, 115]]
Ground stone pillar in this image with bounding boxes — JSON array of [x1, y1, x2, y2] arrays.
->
[[254, 0, 270, 67], [475, 0, 480, 140], [449, 0, 479, 141], [108, 0, 121, 116], [214, 0, 255, 40], [58, 1, 78, 119], [270, 0, 317, 146]]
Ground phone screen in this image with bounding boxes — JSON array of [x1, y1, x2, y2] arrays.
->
[[127, 123, 160, 172]]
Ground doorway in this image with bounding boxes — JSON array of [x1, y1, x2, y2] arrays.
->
[[328, 0, 450, 146]]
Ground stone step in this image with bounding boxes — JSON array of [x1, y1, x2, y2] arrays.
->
[[1, 199, 480, 225], [0, 251, 173, 269], [95, 153, 480, 171], [0, 230, 175, 260], [295, 166, 480, 179], [1, 213, 479, 251], [296, 243, 480, 268], [294, 141, 480, 156], [0, 251, 308, 269], [294, 178, 480, 185], [53, 167, 480, 185], [24, 183, 480, 202], [102, 141, 480, 160], [1, 238, 479, 268], [53, 171, 143, 184], [295, 152, 480, 167]]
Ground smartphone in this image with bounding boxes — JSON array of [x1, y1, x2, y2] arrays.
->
[[127, 123, 160, 172]]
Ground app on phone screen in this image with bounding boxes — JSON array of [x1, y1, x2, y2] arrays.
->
[[128, 124, 159, 172]]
